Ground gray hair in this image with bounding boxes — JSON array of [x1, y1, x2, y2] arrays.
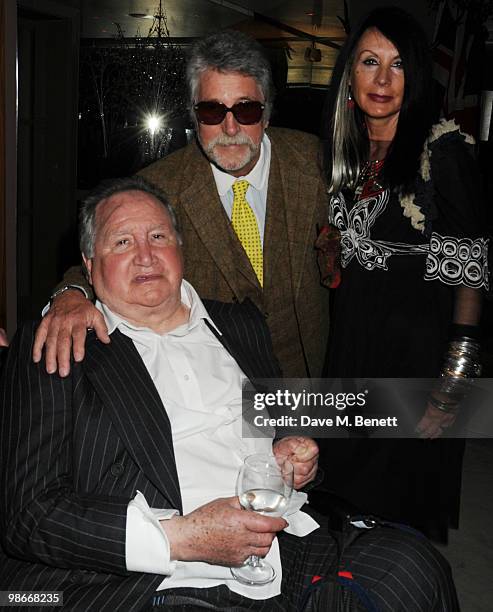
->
[[329, 59, 364, 193], [79, 175, 181, 258], [187, 30, 274, 121]]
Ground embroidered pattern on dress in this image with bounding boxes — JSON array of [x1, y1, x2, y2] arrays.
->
[[424, 233, 490, 290], [397, 119, 475, 233], [329, 191, 428, 271]]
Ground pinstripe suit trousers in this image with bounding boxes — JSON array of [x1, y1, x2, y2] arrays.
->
[[146, 515, 459, 612]]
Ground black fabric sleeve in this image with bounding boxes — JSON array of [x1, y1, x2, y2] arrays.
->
[[0, 345, 8, 373], [0, 322, 130, 575], [430, 133, 486, 238], [424, 132, 489, 290]]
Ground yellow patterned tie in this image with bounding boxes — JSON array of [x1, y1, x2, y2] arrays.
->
[[231, 180, 263, 286]]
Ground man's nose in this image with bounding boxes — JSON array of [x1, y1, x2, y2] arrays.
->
[[222, 110, 241, 136], [134, 240, 153, 265]]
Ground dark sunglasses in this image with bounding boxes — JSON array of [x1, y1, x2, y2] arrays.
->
[[193, 100, 265, 125]]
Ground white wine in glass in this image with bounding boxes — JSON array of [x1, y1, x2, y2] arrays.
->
[[231, 453, 294, 586]]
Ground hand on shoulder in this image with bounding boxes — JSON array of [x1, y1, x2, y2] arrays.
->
[[32, 289, 110, 377]]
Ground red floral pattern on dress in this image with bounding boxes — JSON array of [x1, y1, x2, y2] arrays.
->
[[315, 224, 341, 288]]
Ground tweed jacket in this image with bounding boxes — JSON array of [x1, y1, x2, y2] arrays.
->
[[0, 300, 280, 612], [61, 127, 329, 377], [140, 128, 329, 378]]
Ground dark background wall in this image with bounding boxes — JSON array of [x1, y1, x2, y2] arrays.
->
[[17, 6, 79, 320], [3, 0, 492, 329]]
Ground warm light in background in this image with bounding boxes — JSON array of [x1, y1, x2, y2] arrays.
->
[[146, 114, 162, 134]]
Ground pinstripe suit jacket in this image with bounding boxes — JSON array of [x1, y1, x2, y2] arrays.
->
[[0, 300, 280, 612]]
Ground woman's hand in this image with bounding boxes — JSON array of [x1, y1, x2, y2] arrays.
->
[[415, 401, 457, 439]]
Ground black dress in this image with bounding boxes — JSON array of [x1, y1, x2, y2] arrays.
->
[[319, 121, 490, 540]]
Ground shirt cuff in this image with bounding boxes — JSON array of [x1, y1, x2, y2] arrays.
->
[[126, 490, 179, 575], [41, 284, 90, 317]]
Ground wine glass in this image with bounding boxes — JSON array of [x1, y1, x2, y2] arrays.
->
[[231, 453, 294, 586]]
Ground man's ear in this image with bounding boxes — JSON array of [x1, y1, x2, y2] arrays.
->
[[82, 254, 93, 285]]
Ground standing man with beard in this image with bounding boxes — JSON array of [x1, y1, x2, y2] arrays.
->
[[34, 30, 329, 378]]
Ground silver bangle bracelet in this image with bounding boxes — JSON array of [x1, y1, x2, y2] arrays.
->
[[434, 336, 481, 404], [440, 337, 481, 379], [429, 394, 459, 413], [436, 375, 472, 396]]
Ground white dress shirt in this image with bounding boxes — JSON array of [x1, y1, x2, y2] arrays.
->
[[96, 280, 318, 600], [211, 134, 271, 247]]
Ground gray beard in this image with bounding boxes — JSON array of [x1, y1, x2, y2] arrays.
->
[[200, 133, 261, 173]]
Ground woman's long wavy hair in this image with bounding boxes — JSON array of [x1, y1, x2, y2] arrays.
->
[[323, 7, 434, 195]]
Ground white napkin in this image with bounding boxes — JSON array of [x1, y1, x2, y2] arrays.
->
[[283, 491, 320, 536]]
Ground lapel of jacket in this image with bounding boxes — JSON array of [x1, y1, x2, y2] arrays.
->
[[267, 130, 323, 298], [263, 146, 286, 295], [83, 330, 183, 512], [178, 142, 260, 294], [203, 298, 281, 381], [203, 318, 256, 382]]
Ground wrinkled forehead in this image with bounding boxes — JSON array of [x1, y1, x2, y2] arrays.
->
[[95, 190, 173, 236], [196, 68, 264, 103]]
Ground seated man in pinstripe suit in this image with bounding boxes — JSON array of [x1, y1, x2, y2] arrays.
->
[[0, 177, 458, 611]]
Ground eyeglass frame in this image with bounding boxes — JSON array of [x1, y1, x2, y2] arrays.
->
[[193, 100, 266, 126]]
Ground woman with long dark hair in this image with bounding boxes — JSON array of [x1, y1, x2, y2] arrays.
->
[[318, 7, 489, 541]]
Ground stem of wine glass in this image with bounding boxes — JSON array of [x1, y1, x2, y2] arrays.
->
[[249, 555, 261, 568]]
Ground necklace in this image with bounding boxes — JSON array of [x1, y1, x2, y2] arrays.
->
[[355, 159, 385, 199]]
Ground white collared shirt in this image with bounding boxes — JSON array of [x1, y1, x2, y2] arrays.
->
[[211, 133, 271, 247], [96, 280, 318, 600]]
